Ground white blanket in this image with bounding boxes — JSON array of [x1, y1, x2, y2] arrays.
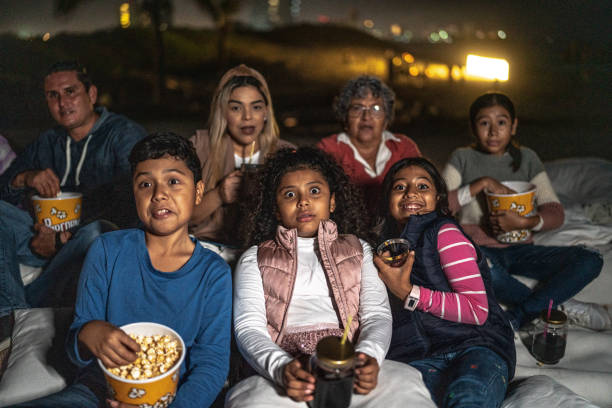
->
[[513, 158, 612, 407]]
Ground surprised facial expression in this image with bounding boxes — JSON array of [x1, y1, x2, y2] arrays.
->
[[275, 169, 336, 238], [133, 156, 204, 238]]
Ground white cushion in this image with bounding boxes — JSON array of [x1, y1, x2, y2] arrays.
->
[[502, 375, 598, 408], [0, 308, 73, 407]]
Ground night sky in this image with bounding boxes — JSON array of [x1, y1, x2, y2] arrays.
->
[[1, 0, 610, 44]]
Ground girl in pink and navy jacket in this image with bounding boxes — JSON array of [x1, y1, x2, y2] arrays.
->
[[226, 147, 434, 408], [374, 157, 515, 408]]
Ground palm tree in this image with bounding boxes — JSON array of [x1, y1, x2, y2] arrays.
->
[[193, 0, 243, 67], [55, 0, 172, 104]]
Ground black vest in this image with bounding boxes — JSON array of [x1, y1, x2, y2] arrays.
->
[[385, 212, 516, 378]]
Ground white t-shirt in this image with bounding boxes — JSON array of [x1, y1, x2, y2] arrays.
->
[[233, 236, 392, 385]]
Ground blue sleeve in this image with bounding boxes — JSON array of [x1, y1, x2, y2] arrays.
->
[[66, 236, 111, 367], [0, 136, 45, 204], [172, 263, 232, 408]]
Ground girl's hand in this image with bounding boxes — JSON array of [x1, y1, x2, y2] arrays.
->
[[373, 251, 415, 302], [490, 210, 540, 234], [78, 321, 140, 368], [218, 170, 243, 204], [472, 177, 515, 195], [106, 400, 138, 408], [354, 353, 379, 394], [282, 359, 315, 402]]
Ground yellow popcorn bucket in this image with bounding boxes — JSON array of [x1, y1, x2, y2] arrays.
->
[[31, 192, 82, 232], [485, 181, 536, 243], [98, 322, 185, 408]]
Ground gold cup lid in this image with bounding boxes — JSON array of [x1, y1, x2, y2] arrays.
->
[[540, 309, 567, 324], [316, 336, 355, 369]]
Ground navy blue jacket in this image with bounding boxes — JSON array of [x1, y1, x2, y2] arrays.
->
[[385, 212, 516, 378], [0, 107, 146, 228]]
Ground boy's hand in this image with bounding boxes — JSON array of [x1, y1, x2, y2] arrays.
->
[[354, 353, 379, 394], [374, 251, 415, 301], [78, 321, 140, 368], [218, 170, 243, 204], [282, 359, 315, 402]]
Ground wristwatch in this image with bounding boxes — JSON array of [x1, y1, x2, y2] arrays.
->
[[404, 285, 420, 311]]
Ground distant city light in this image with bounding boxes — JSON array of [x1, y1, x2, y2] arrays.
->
[[283, 117, 298, 128], [402, 52, 415, 63], [119, 3, 130, 28], [465, 54, 509, 81], [439, 30, 448, 40], [425, 63, 449, 80], [392, 56, 402, 66], [498, 30, 507, 39], [429, 32, 440, 42], [317, 15, 330, 23], [451, 65, 462, 81], [42, 32, 51, 42], [408, 66, 420, 77], [390, 24, 401, 36], [363, 19, 374, 29], [268, 0, 279, 6]]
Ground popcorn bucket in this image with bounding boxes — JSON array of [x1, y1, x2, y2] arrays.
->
[[31, 192, 82, 232], [98, 322, 185, 408], [485, 181, 536, 243]]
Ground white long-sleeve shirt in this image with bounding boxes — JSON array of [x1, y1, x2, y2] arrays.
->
[[233, 237, 392, 386]]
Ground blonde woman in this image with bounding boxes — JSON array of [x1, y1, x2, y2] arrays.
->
[[189, 65, 294, 262]]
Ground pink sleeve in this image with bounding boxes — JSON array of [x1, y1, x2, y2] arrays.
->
[[417, 223, 489, 325]]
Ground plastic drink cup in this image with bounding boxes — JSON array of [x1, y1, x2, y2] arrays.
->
[[98, 322, 185, 407], [309, 336, 355, 408], [31, 192, 82, 232], [531, 310, 568, 365], [377, 238, 411, 267], [485, 181, 536, 243]]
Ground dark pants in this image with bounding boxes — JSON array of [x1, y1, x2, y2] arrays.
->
[[481, 244, 603, 328]]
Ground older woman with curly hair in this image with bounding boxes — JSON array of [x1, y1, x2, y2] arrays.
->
[[317, 75, 421, 215]]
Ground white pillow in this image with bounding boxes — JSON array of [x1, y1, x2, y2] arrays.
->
[[502, 375, 598, 408], [0, 308, 74, 407]]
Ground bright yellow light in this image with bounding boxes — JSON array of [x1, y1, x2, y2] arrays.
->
[[390, 24, 402, 36], [451, 65, 462, 81], [363, 19, 374, 28], [425, 64, 449, 80], [120, 2, 130, 28], [402, 52, 414, 63], [465, 54, 509, 81], [392, 56, 402, 66], [408, 66, 419, 77], [42, 32, 51, 42]]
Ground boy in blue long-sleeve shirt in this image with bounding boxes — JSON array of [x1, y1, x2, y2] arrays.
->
[[16, 132, 232, 408]]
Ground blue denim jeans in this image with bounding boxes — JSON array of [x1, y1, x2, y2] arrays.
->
[[480, 244, 603, 328], [410, 346, 509, 408], [0, 200, 103, 316]]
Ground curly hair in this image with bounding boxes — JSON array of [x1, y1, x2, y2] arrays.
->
[[333, 75, 395, 126], [374, 157, 451, 241], [242, 147, 368, 246]]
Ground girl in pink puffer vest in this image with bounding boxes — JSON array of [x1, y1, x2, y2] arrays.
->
[[226, 147, 434, 408]]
